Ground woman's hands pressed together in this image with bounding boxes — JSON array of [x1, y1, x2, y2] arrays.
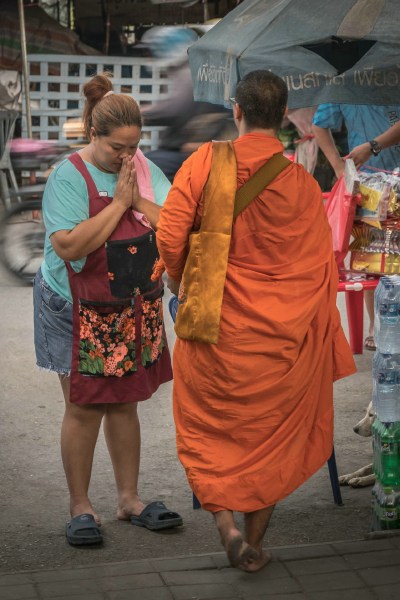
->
[[51, 157, 137, 262], [51, 154, 162, 261], [113, 156, 161, 228], [113, 156, 137, 210]]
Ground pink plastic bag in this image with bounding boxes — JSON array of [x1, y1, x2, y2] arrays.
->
[[324, 175, 358, 267]]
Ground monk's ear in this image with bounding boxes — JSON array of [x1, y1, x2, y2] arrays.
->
[[283, 106, 289, 118], [233, 103, 243, 121]]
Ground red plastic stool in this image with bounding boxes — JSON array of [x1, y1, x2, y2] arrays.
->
[[337, 277, 379, 354]]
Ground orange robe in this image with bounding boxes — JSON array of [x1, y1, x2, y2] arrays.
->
[[157, 133, 356, 513]]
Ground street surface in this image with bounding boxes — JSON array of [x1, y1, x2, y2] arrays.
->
[[0, 259, 375, 573]]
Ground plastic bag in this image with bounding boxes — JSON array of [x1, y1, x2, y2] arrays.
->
[[324, 174, 358, 267], [350, 221, 400, 274]]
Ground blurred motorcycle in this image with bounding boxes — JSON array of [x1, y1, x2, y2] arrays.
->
[[140, 26, 236, 181], [0, 139, 72, 283]]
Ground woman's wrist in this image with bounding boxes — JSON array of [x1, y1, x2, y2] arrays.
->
[[133, 196, 146, 212], [111, 195, 131, 214], [132, 197, 161, 229], [332, 157, 345, 176]]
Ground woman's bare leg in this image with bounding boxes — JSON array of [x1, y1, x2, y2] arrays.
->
[[102, 402, 146, 519], [214, 510, 259, 570], [243, 506, 275, 572], [59, 375, 104, 523]]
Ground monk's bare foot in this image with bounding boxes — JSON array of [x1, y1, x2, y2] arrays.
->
[[71, 501, 101, 526], [226, 534, 259, 568], [117, 496, 146, 521], [214, 509, 259, 569], [238, 549, 272, 573]]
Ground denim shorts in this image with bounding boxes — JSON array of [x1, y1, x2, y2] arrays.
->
[[33, 268, 73, 374]]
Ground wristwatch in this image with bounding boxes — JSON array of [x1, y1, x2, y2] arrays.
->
[[369, 139, 383, 156]]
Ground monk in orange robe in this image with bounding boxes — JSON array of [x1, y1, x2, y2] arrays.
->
[[156, 70, 356, 572]]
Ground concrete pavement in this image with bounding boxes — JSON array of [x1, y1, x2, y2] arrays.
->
[[1, 533, 400, 600]]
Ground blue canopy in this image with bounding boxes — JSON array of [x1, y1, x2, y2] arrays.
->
[[188, 0, 400, 108]]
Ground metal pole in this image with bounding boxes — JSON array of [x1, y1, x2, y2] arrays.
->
[[105, 4, 111, 56], [18, 0, 32, 138], [203, 0, 209, 22]]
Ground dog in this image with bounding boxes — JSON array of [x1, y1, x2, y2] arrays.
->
[[338, 401, 375, 488]]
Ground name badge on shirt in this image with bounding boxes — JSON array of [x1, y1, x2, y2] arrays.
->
[[99, 191, 109, 197]]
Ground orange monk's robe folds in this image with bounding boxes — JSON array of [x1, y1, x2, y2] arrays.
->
[[157, 134, 356, 513]]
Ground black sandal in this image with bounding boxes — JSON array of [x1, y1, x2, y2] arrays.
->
[[130, 501, 183, 531], [65, 513, 103, 546]]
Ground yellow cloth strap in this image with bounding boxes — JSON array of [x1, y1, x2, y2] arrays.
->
[[199, 140, 238, 235], [234, 151, 291, 218], [174, 141, 290, 344]]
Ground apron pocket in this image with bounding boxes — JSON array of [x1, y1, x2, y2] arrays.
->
[[106, 232, 162, 299], [78, 299, 137, 377], [141, 297, 167, 368]]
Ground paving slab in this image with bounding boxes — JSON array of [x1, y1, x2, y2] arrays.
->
[[0, 537, 399, 600]]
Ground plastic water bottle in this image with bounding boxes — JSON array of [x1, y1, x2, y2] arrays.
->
[[374, 276, 390, 345], [374, 275, 400, 354], [374, 276, 390, 307], [371, 483, 379, 531], [373, 419, 400, 487], [376, 277, 400, 354], [371, 481, 400, 531], [374, 353, 400, 422], [372, 351, 382, 415], [380, 488, 399, 530]]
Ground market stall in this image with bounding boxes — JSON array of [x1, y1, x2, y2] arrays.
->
[[325, 161, 400, 531]]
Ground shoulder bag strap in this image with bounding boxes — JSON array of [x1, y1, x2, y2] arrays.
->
[[233, 153, 291, 219], [68, 152, 99, 200]]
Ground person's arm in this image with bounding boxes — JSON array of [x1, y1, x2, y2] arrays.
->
[[51, 157, 135, 261], [157, 143, 212, 287], [311, 123, 345, 179], [348, 121, 400, 168], [166, 275, 180, 296], [132, 194, 161, 229]]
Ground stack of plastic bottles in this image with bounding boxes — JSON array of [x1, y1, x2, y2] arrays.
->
[[371, 275, 400, 531]]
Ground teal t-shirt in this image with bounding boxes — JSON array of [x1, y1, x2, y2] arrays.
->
[[41, 157, 171, 302]]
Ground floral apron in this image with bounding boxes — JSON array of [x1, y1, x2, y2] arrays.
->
[[66, 153, 172, 405]]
